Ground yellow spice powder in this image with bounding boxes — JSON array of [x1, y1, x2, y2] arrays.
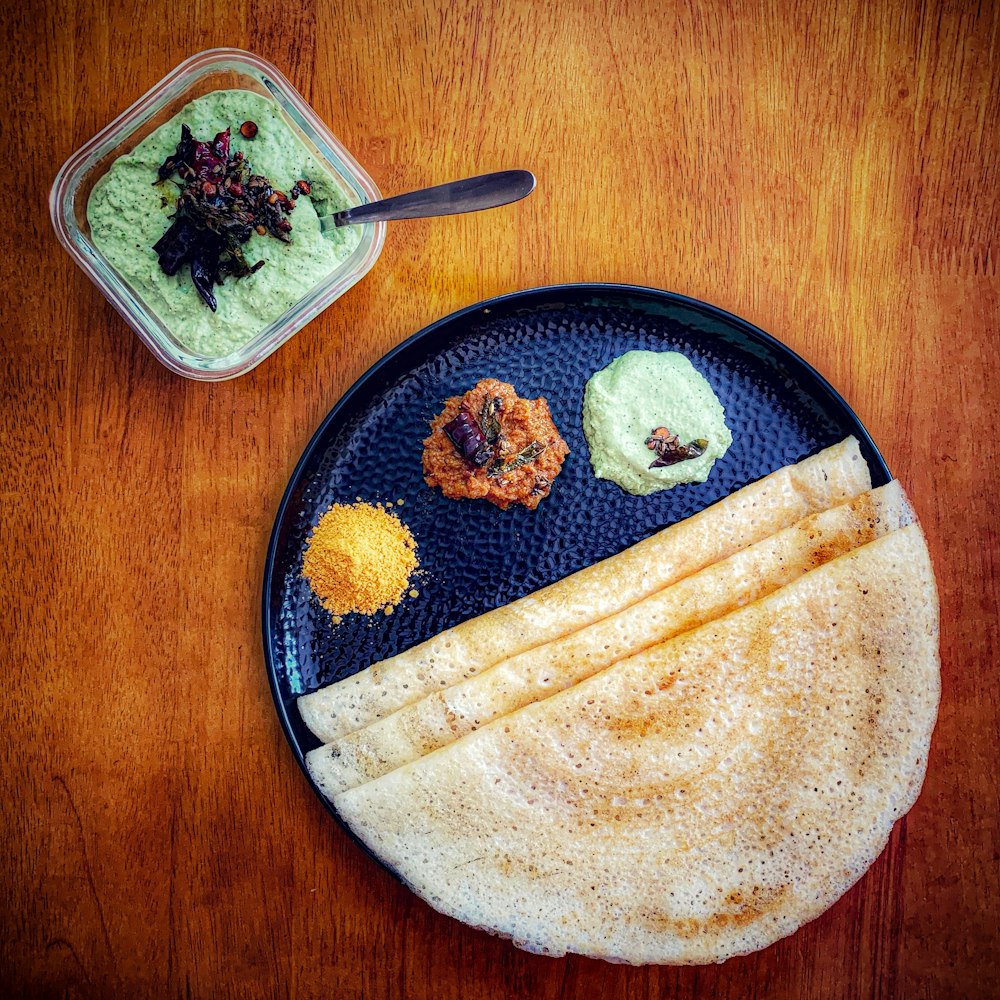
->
[[302, 502, 418, 618]]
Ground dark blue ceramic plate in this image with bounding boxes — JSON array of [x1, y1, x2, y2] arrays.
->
[[262, 284, 890, 815]]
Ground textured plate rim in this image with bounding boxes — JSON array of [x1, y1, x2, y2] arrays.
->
[[261, 282, 891, 827]]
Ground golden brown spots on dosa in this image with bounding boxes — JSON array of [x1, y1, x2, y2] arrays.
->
[[333, 524, 939, 964], [635, 884, 790, 939]]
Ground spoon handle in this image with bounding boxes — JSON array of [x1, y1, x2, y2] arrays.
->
[[325, 170, 536, 229]]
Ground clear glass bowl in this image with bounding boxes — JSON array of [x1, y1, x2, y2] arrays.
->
[[50, 48, 385, 380]]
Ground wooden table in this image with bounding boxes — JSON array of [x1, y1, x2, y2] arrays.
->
[[6, 1, 998, 996]]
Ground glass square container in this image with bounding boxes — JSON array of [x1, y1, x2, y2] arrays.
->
[[50, 48, 385, 380]]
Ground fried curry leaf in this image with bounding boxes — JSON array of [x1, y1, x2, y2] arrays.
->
[[489, 440, 547, 477], [479, 396, 504, 444]]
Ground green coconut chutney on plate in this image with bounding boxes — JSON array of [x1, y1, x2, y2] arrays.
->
[[582, 350, 733, 495], [87, 90, 360, 358]]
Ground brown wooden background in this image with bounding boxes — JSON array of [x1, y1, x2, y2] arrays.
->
[[4, 0, 998, 997]]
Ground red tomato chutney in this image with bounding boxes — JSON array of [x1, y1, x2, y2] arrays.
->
[[422, 378, 570, 510]]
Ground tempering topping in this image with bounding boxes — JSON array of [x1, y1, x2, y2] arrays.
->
[[443, 405, 491, 466], [645, 428, 709, 468], [152, 124, 297, 311], [489, 440, 547, 477], [479, 396, 504, 444]]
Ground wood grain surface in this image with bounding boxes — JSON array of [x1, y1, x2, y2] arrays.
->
[[4, 0, 998, 997]]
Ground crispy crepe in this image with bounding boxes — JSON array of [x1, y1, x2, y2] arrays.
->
[[334, 525, 939, 965], [299, 438, 871, 742], [307, 481, 913, 796]]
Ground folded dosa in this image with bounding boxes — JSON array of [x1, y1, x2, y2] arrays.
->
[[308, 481, 913, 797], [335, 525, 939, 965], [299, 438, 871, 743]]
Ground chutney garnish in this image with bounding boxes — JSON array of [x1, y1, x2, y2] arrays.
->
[[489, 440, 547, 477], [645, 427, 708, 469], [479, 396, 504, 444], [152, 124, 298, 311], [443, 405, 492, 466]]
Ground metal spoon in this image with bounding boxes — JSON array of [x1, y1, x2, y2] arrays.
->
[[320, 169, 535, 234]]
